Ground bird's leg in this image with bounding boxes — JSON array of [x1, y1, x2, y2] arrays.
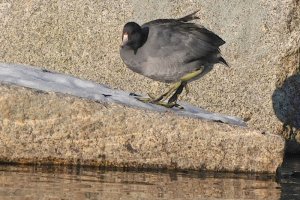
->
[[140, 81, 185, 108], [154, 101, 182, 108], [136, 90, 172, 103], [135, 92, 161, 102], [136, 82, 182, 107], [147, 93, 157, 99], [137, 82, 181, 102], [168, 81, 186, 103], [154, 82, 182, 102], [137, 67, 204, 108], [166, 67, 205, 104], [180, 67, 204, 82]]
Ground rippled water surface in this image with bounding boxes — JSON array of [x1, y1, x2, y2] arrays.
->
[[0, 156, 299, 200]]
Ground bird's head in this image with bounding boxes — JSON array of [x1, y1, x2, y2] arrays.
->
[[121, 22, 144, 53]]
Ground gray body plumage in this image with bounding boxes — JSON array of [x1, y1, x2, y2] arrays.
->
[[120, 12, 227, 83]]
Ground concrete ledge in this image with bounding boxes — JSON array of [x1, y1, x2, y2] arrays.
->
[[0, 64, 285, 173]]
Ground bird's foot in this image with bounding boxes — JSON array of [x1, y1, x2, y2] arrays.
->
[[135, 96, 153, 103], [134, 68, 205, 109], [135, 92, 162, 103], [156, 101, 184, 109], [135, 96, 183, 109], [135, 81, 186, 109]]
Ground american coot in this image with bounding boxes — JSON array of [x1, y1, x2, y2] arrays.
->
[[120, 10, 228, 108]]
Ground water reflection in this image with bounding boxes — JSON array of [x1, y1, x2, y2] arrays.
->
[[0, 156, 298, 200], [278, 155, 300, 200]]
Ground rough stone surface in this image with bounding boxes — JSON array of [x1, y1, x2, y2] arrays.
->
[[0, 1, 299, 151], [273, 74, 300, 153], [0, 63, 246, 127], [0, 84, 284, 173]]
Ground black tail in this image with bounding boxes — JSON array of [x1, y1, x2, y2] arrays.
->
[[219, 57, 229, 67], [177, 10, 200, 22]]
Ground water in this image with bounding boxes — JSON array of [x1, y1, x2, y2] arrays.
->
[[0, 156, 299, 200]]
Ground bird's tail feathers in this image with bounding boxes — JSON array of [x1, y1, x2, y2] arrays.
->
[[219, 57, 229, 67], [177, 10, 200, 22]]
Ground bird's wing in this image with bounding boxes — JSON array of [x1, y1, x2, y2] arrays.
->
[[141, 21, 225, 64]]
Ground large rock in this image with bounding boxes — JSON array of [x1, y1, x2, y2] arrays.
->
[[273, 74, 300, 153], [0, 1, 299, 151], [0, 84, 284, 173]]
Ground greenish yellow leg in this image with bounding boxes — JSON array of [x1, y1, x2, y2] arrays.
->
[[156, 101, 183, 109], [167, 67, 205, 103], [136, 84, 179, 103], [180, 67, 204, 82], [147, 93, 157, 99], [136, 96, 153, 103], [157, 82, 182, 102], [161, 67, 205, 102], [136, 67, 204, 108]]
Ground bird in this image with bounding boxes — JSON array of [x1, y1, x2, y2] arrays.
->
[[120, 10, 228, 108]]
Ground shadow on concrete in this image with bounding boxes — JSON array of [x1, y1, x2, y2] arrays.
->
[[272, 74, 300, 154]]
